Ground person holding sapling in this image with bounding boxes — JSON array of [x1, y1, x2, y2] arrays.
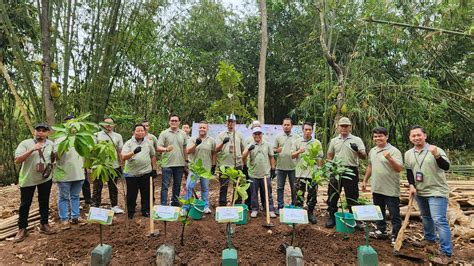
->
[[13, 122, 56, 242], [157, 114, 188, 206], [55, 115, 87, 229], [242, 127, 277, 218], [404, 125, 452, 265], [122, 124, 157, 219], [215, 114, 245, 206], [292, 122, 323, 224], [92, 117, 124, 214], [362, 127, 402, 245], [325, 117, 366, 229], [274, 118, 299, 215], [182, 121, 216, 214]]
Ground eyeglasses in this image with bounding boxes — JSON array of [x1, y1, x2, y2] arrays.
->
[[170, 120, 179, 122]]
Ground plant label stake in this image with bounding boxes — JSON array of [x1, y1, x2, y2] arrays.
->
[[262, 175, 274, 228], [148, 176, 159, 236], [216, 207, 242, 266], [87, 207, 114, 266], [279, 207, 307, 265], [352, 205, 384, 266]]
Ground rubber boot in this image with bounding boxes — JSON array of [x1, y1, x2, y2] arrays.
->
[[325, 211, 336, 228]]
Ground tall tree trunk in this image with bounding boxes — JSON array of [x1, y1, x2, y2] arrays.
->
[[318, 2, 344, 123], [257, 0, 268, 123], [40, 0, 56, 125]]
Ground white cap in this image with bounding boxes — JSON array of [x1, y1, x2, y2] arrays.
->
[[252, 127, 263, 134]]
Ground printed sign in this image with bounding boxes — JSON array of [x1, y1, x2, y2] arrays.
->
[[215, 206, 243, 223], [87, 207, 114, 225], [279, 208, 308, 224], [153, 205, 180, 221], [352, 205, 383, 221]]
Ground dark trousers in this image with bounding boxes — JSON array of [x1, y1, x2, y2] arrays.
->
[[18, 179, 52, 229], [276, 169, 296, 208], [92, 167, 121, 207], [250, 177, 275, 212], [373, 193, 402, 237], [82, 170, 92, 204], [296, 177, 318, 212], [327, 166, 359, 214], [126, 174, 150, 216], [242, 165, 253, 208], [161, 166, 184, 206], [218, 165, 243, 206]]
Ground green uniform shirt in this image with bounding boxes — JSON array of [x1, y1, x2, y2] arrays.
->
[[146, 133, 159, 151], [157, 128, 187, 167], [327, 134, 366, 167], [216, 131, 244, 167], [274, 133, 299, 170], [247, 142, 273, 179], [96, 130, 123, 169], [123, 137, 155, 176], [54, 137, 85, 182], [368, 144, 402, 197], [294, 137, 323, 178], [15, 139, 54, 187], [404, 144, 450, 198], [187, 136, 216, 171]]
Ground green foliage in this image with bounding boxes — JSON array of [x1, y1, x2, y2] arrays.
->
[[219, 166, 251, 205], [189, 159, 214, 181], [51, 113, 117, 183]]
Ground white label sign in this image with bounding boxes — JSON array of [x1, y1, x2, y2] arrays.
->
[[88, 207, 113, 224], [215, 207, 242, 223], [153, 205, 180, 221], [280, 208, 308, 224], [352, 205, 383, 221]]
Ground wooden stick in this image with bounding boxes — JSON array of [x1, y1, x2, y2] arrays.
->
[[149, 175, 154, 235], [263, 176, 271, 225], [394, 195, 414, 252]]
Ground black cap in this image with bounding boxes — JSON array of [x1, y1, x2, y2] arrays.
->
[[34, 122, 50, 131], [63, 114, 75, 121]]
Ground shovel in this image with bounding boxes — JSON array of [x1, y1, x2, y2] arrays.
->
[[147, 175, 159, 236], [262, 175, 274, 228], [393, 194, 423, 261]]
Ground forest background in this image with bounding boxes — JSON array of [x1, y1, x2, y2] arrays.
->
[[0, 0, 472, 184]]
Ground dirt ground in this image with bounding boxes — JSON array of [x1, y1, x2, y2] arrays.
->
[[0, 177, 473, 265]]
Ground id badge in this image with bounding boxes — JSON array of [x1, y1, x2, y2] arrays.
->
[[415, 171, 424, 182]]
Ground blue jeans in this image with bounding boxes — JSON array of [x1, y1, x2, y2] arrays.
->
[[161, 166, 184, 206], [183, 172, 210, 210], [276, 169, 296, 209], [57, 180, 84, 221], [416, 196, 452, 256], [251, 178, 275, 212]]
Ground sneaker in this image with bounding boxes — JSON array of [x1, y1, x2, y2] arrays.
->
[[142, 212, 150, 217], [39, 224, 56, 235], [204, 207, 212, 214], [111, 206, 124, 214], [14, 228, 28, 243], [269, 211, 277, 218], [429, 253, 452, 265], [180, 209, 187, 216], [369, 230, 388, 240], [274, 208, 280, 216], [70, 217, 86, 225], [391, 236, 396, 246], [250, 211, 258, 218], [58, 220, 71, 230], [356, 221, 366, 231]]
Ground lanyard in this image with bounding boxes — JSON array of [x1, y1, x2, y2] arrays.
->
[[414, 144, 429, 169]]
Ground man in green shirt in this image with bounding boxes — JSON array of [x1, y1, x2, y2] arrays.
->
[[122, 124, 157, 219], [325, 117, 366, 229], [141, 119, 159, 151], [404, 125, 452, 264], [292, 122, 323, 224], [14, 123, 56, 242], [182, 121, 216, 214], [92, 117, 124, 214], [55, 115, 86, 228], [242, 127, 276, 218], [362, 127, 403, 245], [157, 114, 188, 206], [215, 114, 245, 206], [274, 118, 298, 214]]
